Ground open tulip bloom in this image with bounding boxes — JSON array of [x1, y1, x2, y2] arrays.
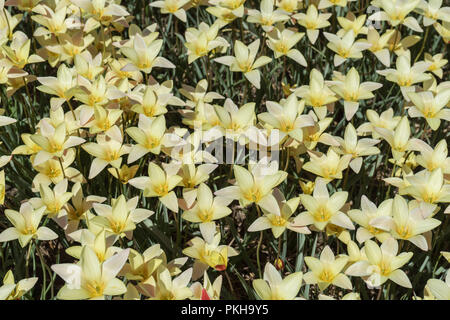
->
[[1, 0, 450, 302], [214, 39, 272, 89]]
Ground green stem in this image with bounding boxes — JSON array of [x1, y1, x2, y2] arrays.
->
[[34, 240, 48, 300], [58, 157, 66, 179], [25, 241, 33, 278], [283, 147, 290, 172], [414, 27, 429, 63], [223, 270, 236, 298], [255, 205, 263, 278]]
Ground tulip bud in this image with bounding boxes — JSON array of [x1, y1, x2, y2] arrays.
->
[[274, 258, 284, 271]]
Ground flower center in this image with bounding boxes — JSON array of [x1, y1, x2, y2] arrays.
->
[[243, 187, 262, 203], [22, 225, 37, 235], [337, 46, 350, 58], [422, 191, 437, 204], [269, 214, 287, 227], [198, 208, 214, 222], [398, 76, 412, 87], [319, 268, 334, 282], [46, 166, 61, 178], [48, 141, 63, 153], [145, 136, 160, 150], [313, 206, 332, 222], [378, 260, 391, 276], [275, 42, 289, 55], [110, 219, 126, 234], [396, 224, 412, 239], [86, 281, 105, 298], [154, 183, 169, 196], [104, 148, 121, 162]]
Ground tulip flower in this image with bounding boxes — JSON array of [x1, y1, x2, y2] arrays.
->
[[294, 179, 353, 231], [121, 34, 175, 73], [414, 139, 450, 173], [91, 195, 154, 238], [247, 0, 290, 32], [386, 30, 421, 55], [404, 168, 450, 204], [333, 123, 380, 173], [184, 22, 229, 64], [191, 272, 222, 300], [253, 262, 303, 300], [128, 162, 182, 212], [357, 108, 401, 139], [30, 120, 85, 166], [348, 196, 393, 244], [407, 89, 450, 130], [215, 160, 287, 215], [302, 148, 352, 182], [417, 0, 450, 26], [182, 222, 238, 280], [324, 30, 372, 67], [2, 31, 44, 69], [365, 27, 395, 67], [337, 13, 368, 37], [294, 69, 338, 120], [213, 98, 256, 142], [377, 50, 432, 101], [214, 39, 272, 89], [385, 195, 441, 250], [52, 246, 130, 300], [150, 0, 190, 22], [182, 183, 232, 224], [88, 106, 123, 134], [108, 164, 140, 184], [178, 163, 218, 207], [207, 0, 246, 24], [374, 116, 416, 161], [82, 125, 130, 179], [31, 148, 83, 191], [129, 80, 185, 117], [66, 228, 122, 262], [345, 238, 413, 288], [302, 115, 339, 150], [73, 51, 103, 81], [318, 0, 355, 9], [179, 79, 224, 110], [36, 64, 77, 110], [276, 0, 302, 14], [248, 190, 310, 238], [258, 94, 314, 142], [120, 244, 188, 287], [266, 27, 307, 66], [427, 276, 450, 300], [70, 0, 129, 25], [424, 53, 448, 78], [127, 115, 170, 163], [0, 201, 58, 247], [304, 245, 352, 291], [143, 267, 193, 300], [0, 270, 37, 300], [329, 67, 383, 120], [121, 247, 164, 285], [31, 179, 72, 218], [369, 0, 423, 32], [59, 182, 106, 235], [294, 4, 331, 44]]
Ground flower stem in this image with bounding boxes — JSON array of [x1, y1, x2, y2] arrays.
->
[[255, 204, 263, 278], [414, 27, 429, 63]]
